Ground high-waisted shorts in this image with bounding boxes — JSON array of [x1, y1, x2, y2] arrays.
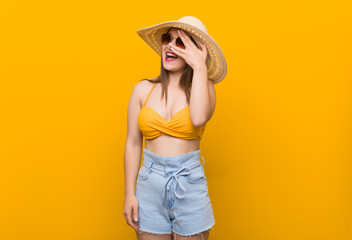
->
[[135, 148, 215, 236]]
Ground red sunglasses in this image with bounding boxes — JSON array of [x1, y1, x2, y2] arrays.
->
[[161, 32, 199, 49]]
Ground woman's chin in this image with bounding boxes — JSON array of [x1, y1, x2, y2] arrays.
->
[[163, 63, 186, 72]]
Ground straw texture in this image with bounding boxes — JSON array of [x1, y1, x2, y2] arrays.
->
[[136, 16, 227, 84]]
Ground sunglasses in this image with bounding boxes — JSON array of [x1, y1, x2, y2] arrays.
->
[[161, 32, 199, 49]]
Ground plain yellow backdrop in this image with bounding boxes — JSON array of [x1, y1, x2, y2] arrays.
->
[[1, 0, 351, 239]]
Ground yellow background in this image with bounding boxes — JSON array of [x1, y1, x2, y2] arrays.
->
[[1, 0, 351, 239]]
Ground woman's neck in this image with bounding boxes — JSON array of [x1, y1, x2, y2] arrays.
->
[[167, 70, 183, 88]]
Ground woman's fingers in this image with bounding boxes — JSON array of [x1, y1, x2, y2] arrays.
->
[[127, 208, 139, 230], [132, 202, 139, 229], [170, 44, 186, 59], [178, 30, 197, 50], [200, 42, 208, 59], [123, 208, 132, 227], [123, 204, 139, 230], [133, 204, 138, 222]]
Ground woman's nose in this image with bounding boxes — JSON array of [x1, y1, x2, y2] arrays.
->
[[171, 36, 179, 44]]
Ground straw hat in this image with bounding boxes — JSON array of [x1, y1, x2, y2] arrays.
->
[[136, 16, 227, 84]]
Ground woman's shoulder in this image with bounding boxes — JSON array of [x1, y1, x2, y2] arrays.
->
[[136, 77, 159, 89], [131, 78, 159, 104]]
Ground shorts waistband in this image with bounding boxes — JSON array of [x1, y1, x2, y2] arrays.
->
[[142, 148, 204, 170], [141, 148, 205, 205]]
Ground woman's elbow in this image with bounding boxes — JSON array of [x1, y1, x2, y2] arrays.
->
[[191, 117, 208, 128]]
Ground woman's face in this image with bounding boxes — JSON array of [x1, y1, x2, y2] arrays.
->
[[161, 28, 188, 73]]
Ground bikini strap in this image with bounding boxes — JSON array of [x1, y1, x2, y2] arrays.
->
[[143, 82, 157, 106]]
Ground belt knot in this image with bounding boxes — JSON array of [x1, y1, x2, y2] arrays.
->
[[143, 156, 205, 207]]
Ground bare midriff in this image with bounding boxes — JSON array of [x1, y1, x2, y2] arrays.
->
[[145, 135, 200, 157]]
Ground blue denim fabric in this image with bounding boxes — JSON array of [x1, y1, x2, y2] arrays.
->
[[135, 148, 215, 236]]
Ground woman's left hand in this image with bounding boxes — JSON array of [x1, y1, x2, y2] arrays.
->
[[170, 29, 208, 71]]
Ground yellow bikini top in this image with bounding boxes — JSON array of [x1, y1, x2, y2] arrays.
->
[[138, 82, 206, 140]]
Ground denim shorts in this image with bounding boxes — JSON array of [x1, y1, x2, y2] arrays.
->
[[135, 148, 215, 236]]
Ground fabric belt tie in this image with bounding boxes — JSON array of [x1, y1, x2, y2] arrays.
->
[[143, 156, 204, 206], [165, 165, 193, 199]]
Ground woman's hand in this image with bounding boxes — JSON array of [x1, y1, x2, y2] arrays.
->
[[123, 194, 139, 231], [170, 29, 208, 71]]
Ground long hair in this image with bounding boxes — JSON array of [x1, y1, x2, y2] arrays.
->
[[139, 28, 197, 106]]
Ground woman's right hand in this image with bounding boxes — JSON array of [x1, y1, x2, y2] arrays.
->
[[123, 194, 139, 231]]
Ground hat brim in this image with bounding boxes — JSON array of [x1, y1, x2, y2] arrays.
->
[[136, 21, 227, 84]]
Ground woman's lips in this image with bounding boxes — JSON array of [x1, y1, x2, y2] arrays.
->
[[165, 51, 178, 62], [165, 56, 178, 62]]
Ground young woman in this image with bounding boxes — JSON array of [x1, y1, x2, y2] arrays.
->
[[123, 16, 227, 240]]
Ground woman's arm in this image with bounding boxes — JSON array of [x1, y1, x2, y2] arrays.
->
[[123, 81, 144, 231], [124, 81, 143, 195], [169, 30, 216, 127], [189, 67, 216, 127]]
